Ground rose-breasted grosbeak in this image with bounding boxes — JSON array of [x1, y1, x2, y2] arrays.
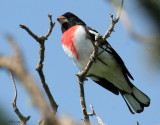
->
[[57, 12, 150, 114]]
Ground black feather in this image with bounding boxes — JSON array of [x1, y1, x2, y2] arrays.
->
[[93, 79, 119, 95], [61, 12, 86, 33], [88, 74, 119, 95]]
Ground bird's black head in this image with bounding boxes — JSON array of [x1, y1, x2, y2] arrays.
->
[[57, 12, 86, 33]]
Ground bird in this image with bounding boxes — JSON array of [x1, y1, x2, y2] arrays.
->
[[57, 12, 150, 114]]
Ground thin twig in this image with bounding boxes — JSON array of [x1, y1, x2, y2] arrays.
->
[[19, 14, 55, 42], [45, 14, 55, 39], [9, 71, 31, 125], [19, 24, 39, 41], [103, 0, 123, 40], [88, 104, 105, 125], [79, 84, 90, 125], [20, 14, 58, 113], [76, 0, 124, 125]]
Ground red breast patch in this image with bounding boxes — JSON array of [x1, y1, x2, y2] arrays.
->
[[61, 25, 79, 60]]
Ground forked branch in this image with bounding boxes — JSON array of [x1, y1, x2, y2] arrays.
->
[[88, 104, 105, 125], [20, 14, 58, 113]]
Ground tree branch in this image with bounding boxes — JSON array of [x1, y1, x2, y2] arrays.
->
[[88, 104, 105, 125], [76, 0, 123, 124], [9, 71, 31, 125], [0, 35, 59, 125], [78, 83, 90, 125], [103, 0, 123, 40], [20, 14, 58, 113]]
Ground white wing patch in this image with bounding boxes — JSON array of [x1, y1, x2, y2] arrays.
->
[[88, 29, 98, 35]]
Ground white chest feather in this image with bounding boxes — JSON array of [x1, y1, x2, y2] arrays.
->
[[62, 25, 94, 70]]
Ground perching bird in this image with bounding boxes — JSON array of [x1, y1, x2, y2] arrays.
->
[[57, 12, 150, 114]]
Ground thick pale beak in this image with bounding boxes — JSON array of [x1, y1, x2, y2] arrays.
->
[[57, 16, 68, 24]]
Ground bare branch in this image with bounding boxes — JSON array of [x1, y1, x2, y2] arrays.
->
[[76, 0, 124, 125], [88, 104, 105, 125], [20, 14, 58, 113], [19, 24, 39, 41], [9, 71, 31, 125], [0, 36, 59, 125], [103, 0, 123, 40], [45, 14, 55, 39], [19, 14, 55, 42], [78, 83, 90, 125]]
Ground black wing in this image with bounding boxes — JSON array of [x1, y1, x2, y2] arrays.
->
[[86, 26, 134, 81], [91, 74, 119, 95]]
